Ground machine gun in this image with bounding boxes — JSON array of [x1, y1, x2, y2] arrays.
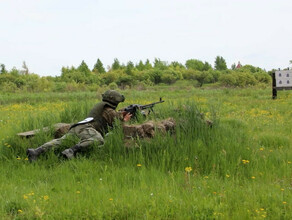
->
[[121, 98, 165, 118]]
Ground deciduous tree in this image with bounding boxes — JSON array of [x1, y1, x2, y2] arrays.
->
[[154, 58, 167, 70], [214, 56, 227, 70], [185, 59, 212, 71]]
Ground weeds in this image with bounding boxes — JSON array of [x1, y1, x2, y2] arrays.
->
[[0, 87, 291, 219]]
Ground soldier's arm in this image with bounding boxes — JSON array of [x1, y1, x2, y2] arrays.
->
[[102, 107, 131, 125]]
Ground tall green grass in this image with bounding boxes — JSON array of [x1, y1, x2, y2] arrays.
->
[[0, 87, 291, 219]]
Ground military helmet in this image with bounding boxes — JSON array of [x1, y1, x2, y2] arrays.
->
[[102, 90, 125, 106]]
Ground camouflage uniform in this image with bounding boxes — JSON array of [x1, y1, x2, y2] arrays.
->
[[27, 90, 125, 161], [37, 107, 122, 152]]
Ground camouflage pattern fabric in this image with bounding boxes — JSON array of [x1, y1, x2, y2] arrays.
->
[[102, 107, 123, 126], [38, 123, 104, 151], [37, 107, 122, 152]]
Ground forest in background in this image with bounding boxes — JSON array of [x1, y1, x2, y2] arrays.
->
[[0, 56, 273, 93]]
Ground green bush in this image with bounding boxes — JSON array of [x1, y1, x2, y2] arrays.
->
[[116, 74, 134, 88], [234, 72, 257, 87], [0, 60, 272, 93], [254, 72, 271, 84], [101, 72, 119, 85], [219, 74, 237, 86], [109, 82, 118, 90], [147, 69, 163, 84], [53, 82, 67, 92], [0, 81, 18, 92], [161, 70, 180, 84]]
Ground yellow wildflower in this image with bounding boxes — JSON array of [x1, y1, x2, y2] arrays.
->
[[17, 157, 21, 160], [281, 188, 284, 191], [43, 195, 49, 200], [242, 160, 250, 164], [109, 198, 113, 201], [259, 147, 264, 151], [27, 192, 34, 196], [283, 201, 287, 204], [251, 176, 256, 179], [185, 167, 192, 173], [23, 195, 28, 199], [226, 174, 230, 178], [76, 191, 80, 194], [137, 164, 142, 167], [18, 209, 23, 213]]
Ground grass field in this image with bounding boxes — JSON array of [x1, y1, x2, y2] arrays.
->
[[0, 84, 291, 219]]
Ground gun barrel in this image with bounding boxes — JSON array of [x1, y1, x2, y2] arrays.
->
[[139, 100, 164, 110]]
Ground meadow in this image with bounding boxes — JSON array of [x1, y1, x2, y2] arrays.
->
[[0, 83, 291, 219]]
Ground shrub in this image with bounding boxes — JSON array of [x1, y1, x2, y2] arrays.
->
[[101, 72, 119, 85], [254, 72, 271, 84], [53, 82, 67, 92], [109, 82, 118, 90], [234, 72, 256, 87], [161, 70, 180, 84], [219, 74, 236, 86], [182, 69, 197, 80], [116, 74, 134, 88], [0, 81, 18, 92], [147, 69, 163, 84]]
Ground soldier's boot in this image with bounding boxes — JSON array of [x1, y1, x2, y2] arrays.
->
[[26, 147, 46, 162], [61, 144, 82, 159]]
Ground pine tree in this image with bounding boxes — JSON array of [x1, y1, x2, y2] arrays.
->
[[144, 59, 152, 69], [136, 60, 145, 71], [93, 59, 106, 74], [77, 60, 91, 76], [112, 58, 121, 70], [0, 64, 7, 74], [126, 61, 134, 75]]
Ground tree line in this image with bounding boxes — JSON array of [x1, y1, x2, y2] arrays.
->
[[0, 56, 272, 92]]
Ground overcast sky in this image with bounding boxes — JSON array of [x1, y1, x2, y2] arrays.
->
[[1, 0, 291, 76]]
